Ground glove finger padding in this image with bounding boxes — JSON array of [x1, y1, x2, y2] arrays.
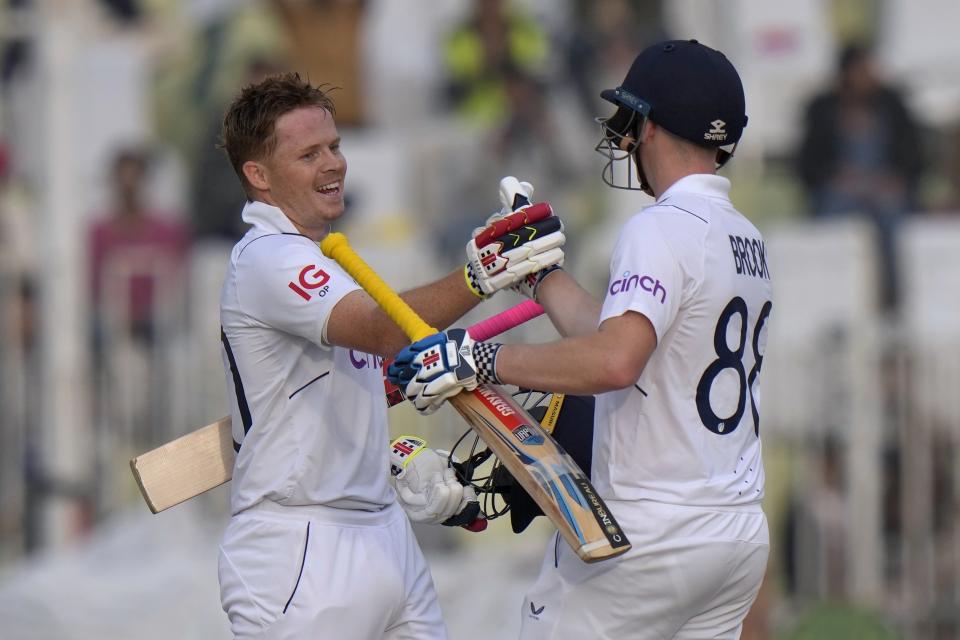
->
[[471, 177, 535, 239], [386, 334, 426, 393], [466, 213, 566, 297], [391, 329, 479, 415]]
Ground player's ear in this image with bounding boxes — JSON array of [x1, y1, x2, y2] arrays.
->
[[243, 160, 270, 192], [637, 118, 656, 144]]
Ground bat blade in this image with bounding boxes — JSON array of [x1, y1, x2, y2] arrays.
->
[[130, 416, 233, 513], [450, 386, 630, 563]]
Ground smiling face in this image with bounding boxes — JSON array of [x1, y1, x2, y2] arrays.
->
[[243, 106, 346, 239]]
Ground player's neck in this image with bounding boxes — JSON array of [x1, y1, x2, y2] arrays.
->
[[646, 146, 716, 198]]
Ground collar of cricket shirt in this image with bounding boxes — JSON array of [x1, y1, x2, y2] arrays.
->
[[656, 174, 731, 204], [241, 200, 302, 235]]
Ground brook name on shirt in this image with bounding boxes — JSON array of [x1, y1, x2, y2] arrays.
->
[[729, 235, 770, 280]]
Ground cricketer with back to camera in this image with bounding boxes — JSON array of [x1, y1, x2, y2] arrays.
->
[[390, 39, 773, 639]]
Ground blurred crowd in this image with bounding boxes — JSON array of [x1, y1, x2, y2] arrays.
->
[[2, 1, 960, 638]]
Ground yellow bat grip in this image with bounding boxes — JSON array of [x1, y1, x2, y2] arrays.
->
[[319, 232, 437, 342]]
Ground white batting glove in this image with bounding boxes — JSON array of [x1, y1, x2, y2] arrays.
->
[[389, 436, 478, 525], [464, 211, 565, 298], [387, 328, 502, 415]]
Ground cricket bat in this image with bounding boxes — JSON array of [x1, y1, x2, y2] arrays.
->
[[321, 230, 632, 563], [130, 300, 545, 514]]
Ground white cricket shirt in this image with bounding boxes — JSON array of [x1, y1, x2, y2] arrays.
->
[[220, 201, 393, 514], [596, 174, 773, 508]]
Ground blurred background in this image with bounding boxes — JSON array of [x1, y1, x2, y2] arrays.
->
[[1, 0, 960, 638]]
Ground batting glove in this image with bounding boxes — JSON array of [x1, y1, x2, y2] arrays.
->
[[495, 177, 564, 301], [464, 211, 565, 299], [387, 328, 502, 415], [389, 435, 481, 526]]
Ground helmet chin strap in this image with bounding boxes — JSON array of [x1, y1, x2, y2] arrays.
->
[[629, 138, 655, 198]]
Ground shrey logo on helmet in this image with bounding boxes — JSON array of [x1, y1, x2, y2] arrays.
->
[[705, 119, 728, 142]]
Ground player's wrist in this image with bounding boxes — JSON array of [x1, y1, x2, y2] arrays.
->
[[464, 263, 491, 299], [473, 341, 503, 385], [513, 264, 564, 302]]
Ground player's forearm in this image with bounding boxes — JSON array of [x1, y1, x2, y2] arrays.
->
[[535, 270, 602, 337], [361, 270, 480, 356], [494, 336, 634, 395], [327, 269, 479, 357], [398, 267, 481, 335], [492, 311, 656, 394]]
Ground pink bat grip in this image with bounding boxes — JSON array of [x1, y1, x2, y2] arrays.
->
[[467, 300, 544, 341]]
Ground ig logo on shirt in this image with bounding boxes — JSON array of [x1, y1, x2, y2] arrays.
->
[[288, 265, 331, 301]]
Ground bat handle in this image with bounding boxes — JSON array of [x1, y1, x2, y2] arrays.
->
[[468, 300, 544, 341], [320, 233, 436, 342]]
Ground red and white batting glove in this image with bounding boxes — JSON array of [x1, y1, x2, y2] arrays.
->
[[464, 207, 565, 299], [466, 176, 565, 301], [389, 435, 481, 527], [497, 177, 565, 301]]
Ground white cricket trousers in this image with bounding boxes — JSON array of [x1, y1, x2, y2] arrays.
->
[[519, 500, 769, 640], [218, 500, 448, 639]]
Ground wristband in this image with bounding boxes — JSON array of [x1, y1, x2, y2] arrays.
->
[[464, 263, 490, 300], [473, 342, 503, 385]]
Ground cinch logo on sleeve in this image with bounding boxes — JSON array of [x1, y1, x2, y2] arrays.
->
[[288, 265, 331, 300], [608, 271, 667, 304]]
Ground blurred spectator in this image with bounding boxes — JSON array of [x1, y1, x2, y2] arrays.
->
[[783, 436, 849, 600], [89, 146, 189, 347], [97, 0, 142, 25], [936, 124, 960, 212], [1, 0, 33, 90], [271, 0, 367, 126], [434, 0, 566, 263], [564, 0, 667, 121], [495, 63, 573, 183], [191, 56, 285, 240], [441, 0, 549, 128], [796, 43, 925, 311]]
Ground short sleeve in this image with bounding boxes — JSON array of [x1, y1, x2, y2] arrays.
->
[[599, 214, 684, 341], [235, 236, 360, 344]]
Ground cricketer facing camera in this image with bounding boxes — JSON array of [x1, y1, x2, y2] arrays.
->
[[391, 40, 773, 639], [214, 72, 564, 639]]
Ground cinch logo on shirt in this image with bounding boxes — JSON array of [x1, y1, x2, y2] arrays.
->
[[608, 271, 667, 304], [288, 265, 331, 300], [349, 351, 384, 370]]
